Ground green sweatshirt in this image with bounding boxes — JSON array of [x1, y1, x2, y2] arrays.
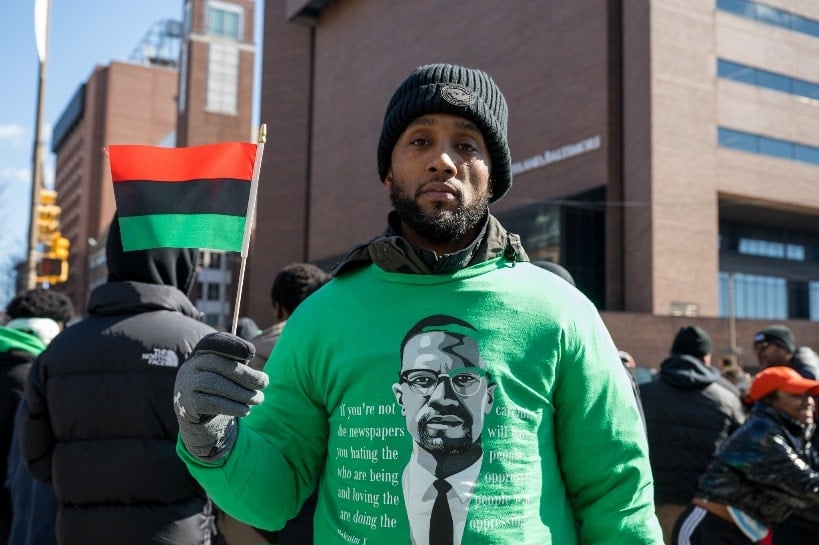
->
[[179, 258, 662, 544]]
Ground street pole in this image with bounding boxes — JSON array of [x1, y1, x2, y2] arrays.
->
[[26, 0, 51, 289], [727, 271, 739, 358]]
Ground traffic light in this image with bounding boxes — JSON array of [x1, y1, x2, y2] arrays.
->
[[36, 257, 65, 278], [35, 257, 68, 284], [36, 189, 61, 243], [50, 235, 70, 260], [36, 233, 70, 284]]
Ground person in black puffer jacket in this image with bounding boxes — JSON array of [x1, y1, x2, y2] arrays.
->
[[672, 366, 819, 545], [19, 214, 216, 545], [639, 325, 746, 544]]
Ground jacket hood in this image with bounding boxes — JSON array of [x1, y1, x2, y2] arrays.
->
[[0, 325, 46, 356], [659, 353, 720, 390], [106, 214, 199, 294], [87, 281, 203, 319]]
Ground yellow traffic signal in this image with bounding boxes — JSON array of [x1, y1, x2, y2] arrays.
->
[[35, 257, 68, 284], [36, 189, 61, 243], [49, 235, 70, 260], [40, 188, 57, 205], [37, 233, 70, 284]]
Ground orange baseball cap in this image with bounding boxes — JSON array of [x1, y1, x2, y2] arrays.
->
[[747, 366, 819, 403]]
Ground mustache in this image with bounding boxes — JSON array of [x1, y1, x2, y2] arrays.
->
[[415, 180, 461, 198], [417, 406, 473, 427]]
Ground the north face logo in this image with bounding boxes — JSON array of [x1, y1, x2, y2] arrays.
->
[[142, 349, 179, 368]]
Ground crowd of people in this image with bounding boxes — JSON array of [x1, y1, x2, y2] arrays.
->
[[637, 323, 819, 545], [0, 62, 815, 545]]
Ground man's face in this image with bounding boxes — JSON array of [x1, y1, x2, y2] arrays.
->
[[393, 330, 494, 456], [754, 341, 788, 368], [385, 113, 492, 247]]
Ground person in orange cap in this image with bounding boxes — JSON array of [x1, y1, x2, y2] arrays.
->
[[670, 366, 819, 545]]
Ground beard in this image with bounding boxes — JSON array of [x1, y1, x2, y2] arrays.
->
[[390, 181, 489, 245], [416, 413, 475, 456]]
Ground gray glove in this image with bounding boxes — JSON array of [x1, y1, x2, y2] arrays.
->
[[174, 332, 269, 462]]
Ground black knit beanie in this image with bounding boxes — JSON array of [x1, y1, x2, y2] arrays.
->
[[671, 326, 713, 359], [754, 325, 796, 353], [377, 63, 512, 203]]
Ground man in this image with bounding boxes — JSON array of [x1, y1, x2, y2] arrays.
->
[[393, 315, 495, 545], [19, 215, 216, 545], [249, 262, 331, 371], [639, 325, 745, 544], [174, 63, 662, 544], [0, 288, 73, 545], [672, 366, 819, 545], [754, 324, 819, 379]]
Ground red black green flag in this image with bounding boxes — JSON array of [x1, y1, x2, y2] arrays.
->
[[108, 142, 262, 254]]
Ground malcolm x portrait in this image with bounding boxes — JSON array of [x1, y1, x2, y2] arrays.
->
[[392, 315, 496, 545]]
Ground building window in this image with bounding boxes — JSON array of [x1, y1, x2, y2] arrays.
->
[[811, 282, 819, 320], [717, 59, 755, 85], [718, 0, 819, 40], [719, 272, 788, 319], [717, 0, 755, 20], [206, 1, 243, 40], [719, 127, 819, 167], [794, 144, 819, 164], [738, 238, 805, 261], [203, 251, 222, 269], [719, 128, 758, 153], [206, 283, 221, 301], [720, 209, 819, 322], [717, 59, 819, 101], [206, 42, 239, 115]]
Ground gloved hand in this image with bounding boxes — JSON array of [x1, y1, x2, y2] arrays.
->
[[174, 332, 269, 462]]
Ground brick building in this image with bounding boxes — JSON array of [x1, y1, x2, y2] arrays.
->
[[243, 0, 819, 369], [50, 0, 256, 324], [51, 61, 178, 308]]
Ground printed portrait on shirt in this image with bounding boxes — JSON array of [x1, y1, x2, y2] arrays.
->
[[392, 315, 496, 545]]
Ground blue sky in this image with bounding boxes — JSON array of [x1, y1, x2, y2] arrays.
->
[[0, 1, 261, 307]]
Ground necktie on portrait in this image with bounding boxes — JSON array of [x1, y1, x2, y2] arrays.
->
[[430, 478, 453, 545]]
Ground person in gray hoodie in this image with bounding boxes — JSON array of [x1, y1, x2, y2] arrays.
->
[[639, 325, 746, 544]]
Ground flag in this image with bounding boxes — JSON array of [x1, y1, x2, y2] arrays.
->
[[108, 141, 263, 254]]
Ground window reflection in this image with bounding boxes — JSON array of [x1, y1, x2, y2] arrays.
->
[[718, 0, 819, 39], [719, 272, 787, 320], [719, 127, 819, 167], [717, 59, 819, 101], [719, 216, 818, 322]]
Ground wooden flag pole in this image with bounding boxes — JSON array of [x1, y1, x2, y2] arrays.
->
[[231, 123, 267, 336]]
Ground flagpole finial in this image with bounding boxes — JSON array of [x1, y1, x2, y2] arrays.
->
[[257, 124, 267, 144]]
